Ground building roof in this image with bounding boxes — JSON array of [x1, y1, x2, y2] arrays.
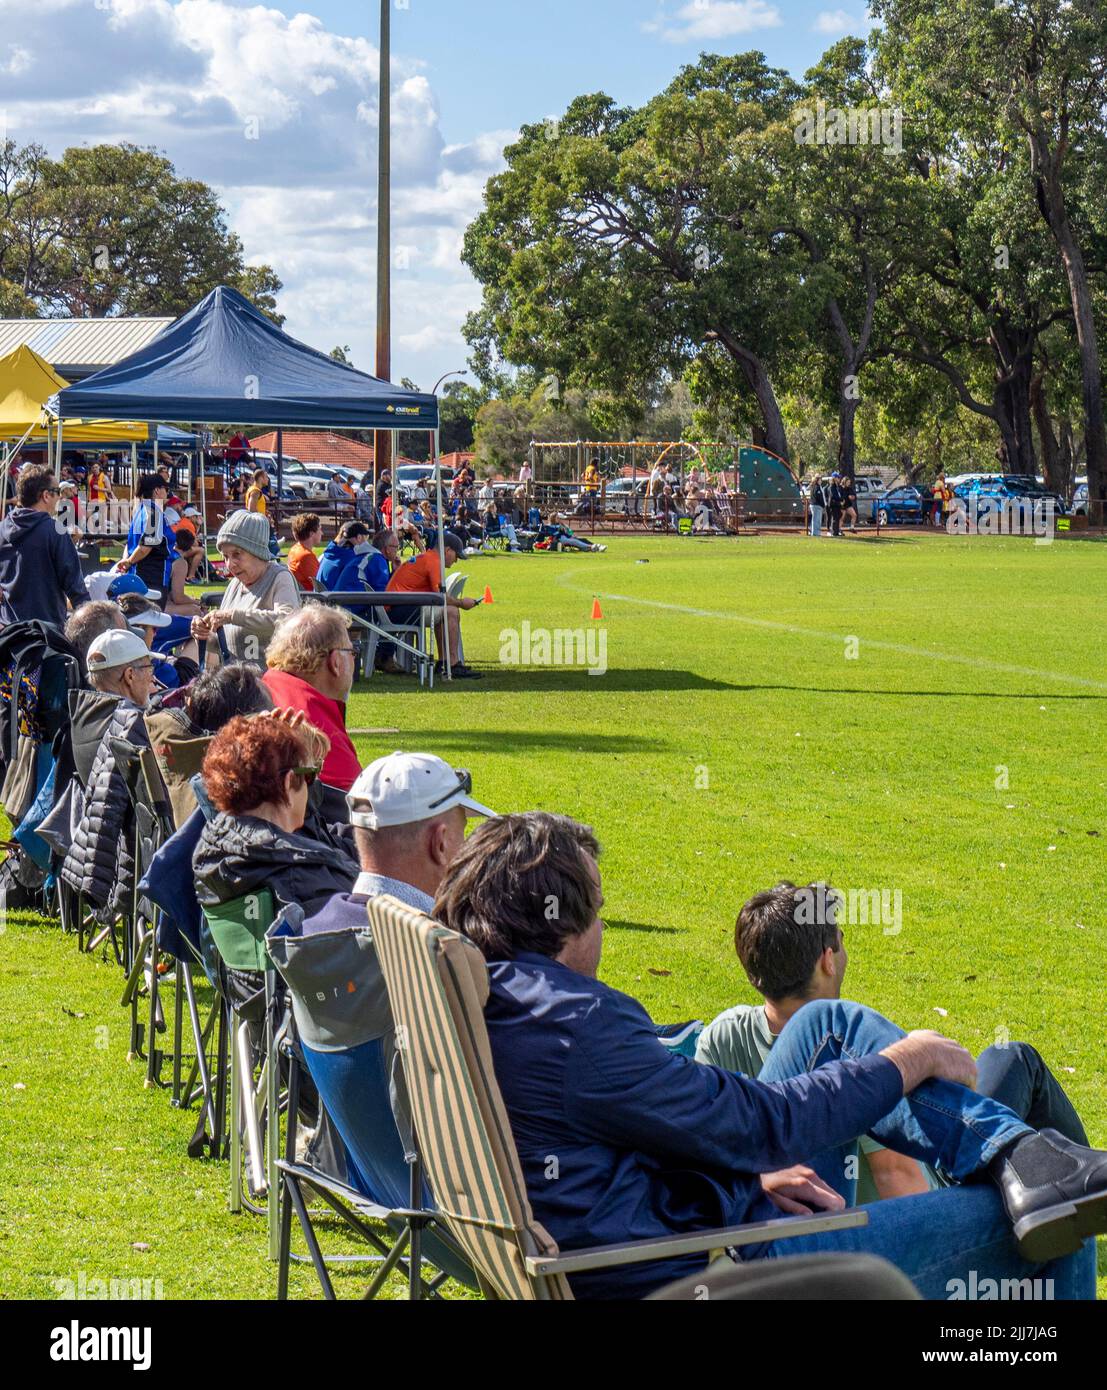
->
[[0, 317, 175, 381], [249, 429, 422, 472], [439, 451, 475, 469]]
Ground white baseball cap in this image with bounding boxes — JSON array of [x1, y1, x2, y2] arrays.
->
[[127, 607, 172, 629], [86, 628, 154, 673], [183, 506, 201, 518], [347, 752, 496, 829]]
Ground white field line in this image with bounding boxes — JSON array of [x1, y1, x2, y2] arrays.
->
[[555, 576, 1107, 692]]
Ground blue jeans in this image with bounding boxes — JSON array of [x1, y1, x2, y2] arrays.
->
[[809, 504, 823, 536], [756, 1000, 1095, 1299]]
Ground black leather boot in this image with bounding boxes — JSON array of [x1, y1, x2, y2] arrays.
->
[[991, 1129, 1107, 1262]]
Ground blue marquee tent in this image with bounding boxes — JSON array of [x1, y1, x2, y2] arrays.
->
[[55, 286, 438, 431]]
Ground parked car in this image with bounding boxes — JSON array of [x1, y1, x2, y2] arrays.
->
[[1070, 478, 1088, 515], [853, 475, 887, 505], [953, 476, 1067, 517], [395, 464, 456, 501], [867, 485, 930, 525], [249, 453, 325, 502]]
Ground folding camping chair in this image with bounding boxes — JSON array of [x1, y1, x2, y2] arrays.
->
[[201, 889, 283, 1258], [266, 913, 478, 1300], [139, 808, 226, 1151], [113, 744, 189, 1089], [369, 895, 877, 1301]]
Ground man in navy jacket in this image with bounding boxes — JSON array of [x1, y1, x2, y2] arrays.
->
[[432, 812, 1106, 1299], [0, 466, 87, 628]]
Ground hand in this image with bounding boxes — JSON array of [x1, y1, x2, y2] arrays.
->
[[760, 1166, 845, 1216], [190, 615, 212, 639], [881, 1030, 977, 1093], [460, 596, 479, 611], [115, 557, 132, 572]]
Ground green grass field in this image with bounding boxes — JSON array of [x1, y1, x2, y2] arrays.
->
[[2, 530, 1105, 1298]]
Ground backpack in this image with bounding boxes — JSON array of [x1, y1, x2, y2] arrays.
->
[[0, 621, 82, 777]]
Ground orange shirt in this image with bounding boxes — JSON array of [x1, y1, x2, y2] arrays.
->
[[386, 548, 442, 595], [287, 542, 320, 591], [175, 516, 198, 542]]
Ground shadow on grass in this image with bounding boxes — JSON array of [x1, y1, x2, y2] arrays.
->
[[358, 668, 745, 694], [357, 728, 658, 754], [362, 672, 1107, 700], [605, 918, 681, 935]]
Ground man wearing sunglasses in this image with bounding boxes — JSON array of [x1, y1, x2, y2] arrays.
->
[[262, 605, 362, 796], [301, 752, 495, 935], [0, 466, 88, 629], [61, 629, 156, 915]]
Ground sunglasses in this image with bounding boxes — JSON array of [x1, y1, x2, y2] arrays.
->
[[288, 764, 321, 786], [427, 767, 472, 810]]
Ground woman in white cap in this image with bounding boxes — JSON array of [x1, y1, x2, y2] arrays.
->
[[191, 510, 300, 669]]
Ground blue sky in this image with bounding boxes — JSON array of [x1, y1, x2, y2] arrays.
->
[[0, 0, 871, 391]]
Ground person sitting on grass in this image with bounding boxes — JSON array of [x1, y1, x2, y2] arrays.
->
[[261, 605, 362, 798], [695, 882, 1089, 1203], [303, 751, 495, 934], [432, 811, 1106, 1301], [385, 530, 483, 680], [193, 713, 357, 920]]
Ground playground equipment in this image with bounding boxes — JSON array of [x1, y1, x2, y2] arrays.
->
[[527, 439, 803, 525]]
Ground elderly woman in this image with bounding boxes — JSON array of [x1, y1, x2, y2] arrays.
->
[[193, 713, 357, 918], [191, 511, 300, 669]]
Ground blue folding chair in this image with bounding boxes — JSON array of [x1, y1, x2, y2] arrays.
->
[[267, 910, 476, 1299]]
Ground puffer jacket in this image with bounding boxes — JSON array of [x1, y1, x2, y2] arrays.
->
[[70, 689, 122, 789], [193, 811, 358, 918], [61, 699, 149, 910]]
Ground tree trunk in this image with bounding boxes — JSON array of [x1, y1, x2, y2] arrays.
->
[[837, 390, 858, 477], [996, 358, 1037, 475], [1032, 147, 1106, 523], [714, 328, 790, 462]]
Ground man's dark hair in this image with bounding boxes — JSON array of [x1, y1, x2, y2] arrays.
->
[[735, 882, 841, 1002], [17, 466, 57, 508], [434, 812, 601, 962], [338, 521, 369, 544], [184, 662, 272, 733], [136, 473, 165, 500], [290, 512, 321, 542]]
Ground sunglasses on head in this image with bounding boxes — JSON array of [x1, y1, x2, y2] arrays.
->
[[427, 767, 472, 810]]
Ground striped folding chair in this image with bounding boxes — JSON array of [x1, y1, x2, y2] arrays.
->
[[369, 895, 877, 1301]]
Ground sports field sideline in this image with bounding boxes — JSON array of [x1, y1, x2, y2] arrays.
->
[[2, 531, 1105, 1298]]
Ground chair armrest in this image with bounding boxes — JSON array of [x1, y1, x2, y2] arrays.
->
[[523, 1208, 866, 1278]]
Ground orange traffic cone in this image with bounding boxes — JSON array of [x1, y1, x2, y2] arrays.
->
[[482, 585, 494, 604], [591, 597, 603, 620]]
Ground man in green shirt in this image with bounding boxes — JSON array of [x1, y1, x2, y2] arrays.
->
[[696, 882, 1087, 1206]]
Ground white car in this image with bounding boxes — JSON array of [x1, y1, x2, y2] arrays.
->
[[251, 453, 327, 501], [1071, 478, 1088, 515]]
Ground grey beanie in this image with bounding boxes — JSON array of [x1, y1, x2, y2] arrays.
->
[[217, 509, 272, 561]]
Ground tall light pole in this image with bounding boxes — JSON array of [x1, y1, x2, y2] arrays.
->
[[373, 0, 392, 497]]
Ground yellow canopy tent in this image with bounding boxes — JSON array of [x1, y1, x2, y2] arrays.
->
[[0, 344, 148, 443]]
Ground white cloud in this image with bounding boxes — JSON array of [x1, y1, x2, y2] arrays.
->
[[0, 0, 512, 387], [813, 9, 860, 36], [651, 0, 782, 44]]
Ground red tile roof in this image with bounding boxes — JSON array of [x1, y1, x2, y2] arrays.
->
[[249, 431, 422, 473]]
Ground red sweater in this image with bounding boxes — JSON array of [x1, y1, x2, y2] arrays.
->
[[262, 669, 361, 792]]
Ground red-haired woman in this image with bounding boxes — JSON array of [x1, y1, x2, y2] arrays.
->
[[192, 713, 357, 919]]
